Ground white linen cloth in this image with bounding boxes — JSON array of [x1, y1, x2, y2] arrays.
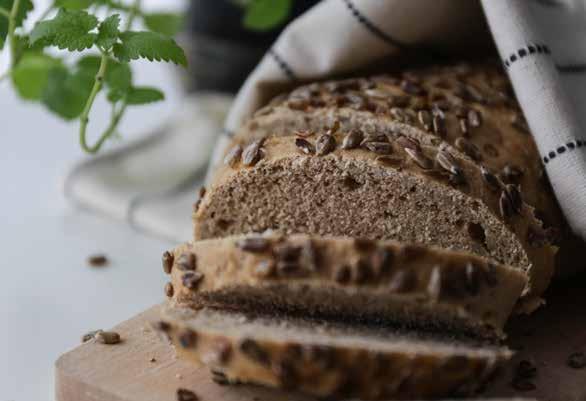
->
[[65, 0, 586, 241]]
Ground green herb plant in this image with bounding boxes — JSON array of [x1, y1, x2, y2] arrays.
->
[[237, 0, 292, 32], [0, 0, 186, 153]]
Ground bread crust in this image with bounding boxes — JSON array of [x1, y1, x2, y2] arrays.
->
[[158, 306, 513, 400], [195, 134, 555, 311]]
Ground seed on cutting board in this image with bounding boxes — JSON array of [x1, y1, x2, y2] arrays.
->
[[223, 144, 242, 167], [295, 137, 315, 155], [176, 388, 199, 401], [162, 251, 174, 274], [315, 133, 336, 156], [567, 352, 586, 369], [177, 253, 196, 271], [236, 237, 270, 253], [95, 331, 121, 345], [164, 282, 174, 298], [182, 272, 204, 289], [341, 130, 363, 149], [87, 254, 108, 267]]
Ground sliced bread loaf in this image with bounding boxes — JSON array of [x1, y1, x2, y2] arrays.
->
[[157, 306, 513, 400], [194, 133, 555, 311], [163, 234, 527, 338]]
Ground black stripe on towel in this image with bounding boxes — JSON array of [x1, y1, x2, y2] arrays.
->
[[268, 48, 298, 82], [503, 44, 550, 68], [542, 139, 585, 163], [341, 0, 408, 49]]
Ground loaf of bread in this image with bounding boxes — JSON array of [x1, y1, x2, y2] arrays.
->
[[163, 234, 527, 338], [157, 306, 512, 400]]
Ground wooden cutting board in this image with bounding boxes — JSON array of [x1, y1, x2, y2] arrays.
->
[[55, 276, 586, 401]]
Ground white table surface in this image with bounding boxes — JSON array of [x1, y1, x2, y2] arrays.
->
[[0, 2, 186, 399]]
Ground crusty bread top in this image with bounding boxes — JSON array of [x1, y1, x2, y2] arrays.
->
[[198, 133, 556, 311], [165, 234, 527, 336]]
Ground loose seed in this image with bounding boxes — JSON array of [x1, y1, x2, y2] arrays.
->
[[405, 148, 433, 169], [242, 139, 264, 166], [164, 282, 174, 298], [95, 331, 121, 345], [162, 251, 174, 274], [81, 330, 101, 343], [295, 137, 315, 155], [177, 253, 196, 271], [480, 165, 501, 191], [417, 110, 432, 131], [176, 389, 199, 401], [236, 237, 270, 253], [567, 352, 586, 369], [88, 254, 108, 267], [223, 144, 242, 167], [363, 141, 393, 154], [341, 130, 363, 149], [182, 272, 204, 289], [315, 134, 336, 156], [455, 137, 482, 161]]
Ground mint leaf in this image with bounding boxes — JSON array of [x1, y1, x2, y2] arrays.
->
[[55, 0, 96, 10], [113, 31, 187, 67], [30, 9, 98, 51], [96, 14, 120, 50], [0, 0, 34, 49], [11, 52, 62, 100], [143, 13, 183, 37], [42, 66, 94, 119], [243, 0, 291, 32], [126, 86, 164, 105]]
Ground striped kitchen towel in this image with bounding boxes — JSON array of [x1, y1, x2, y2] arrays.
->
[[65, 0, 586, 242]]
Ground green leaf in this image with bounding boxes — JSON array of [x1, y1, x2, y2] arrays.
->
[[106, 60, 131, 92], [113, 31, 187, 67], [243, 0, 291, 32], [107, 88, 124, 103], [11, 52, 62, 100], [55, 0, 96, 10], [30, 9, 98, 51], [143, 12, 183, 37], [96, 14, 120, 50], [41, 66, 94, 119], [0, 0, 34, 49], [126, 86, 164, 104]]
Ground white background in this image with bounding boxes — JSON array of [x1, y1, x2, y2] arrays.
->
[[0, 1, 186, 400]]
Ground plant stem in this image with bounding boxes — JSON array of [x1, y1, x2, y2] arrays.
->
[[0, 6, 10, 17], [125, 0, 141, 30], [8, 0, 22, 68]]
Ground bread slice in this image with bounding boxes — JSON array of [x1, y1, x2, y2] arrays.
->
[[164, 234, 527, 338], [156, 306, 513, 400], [194, 134, 555, 311]]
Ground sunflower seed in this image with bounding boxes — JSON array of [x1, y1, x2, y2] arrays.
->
[[315, 134, 336, 156], [95, 331, 121, 345], [427, 266, 442, 301], [81, 330, 101, 343], [242, 139, 264, 166], [405, 148, 433, 169], [432, 114, 446, 137], [417, 110, 432, 131], [176, 388, 199, 401], [480, 165, 501, 191], [341, 130, 363, 149], [164, 282, 174, 298], [182, 272, 204, 289], [363, 141, 393, 154], [505, 184, 523, 214], [467, 109, 482, 127], [236, 237, 270, 253], [162, 251, 174, 274], [455, 137, 482, 161], [177, 253, 196, 271], [436, 149, 462, 176], [88, 254, 108, 267], [224, 144, 242, 167], [294, 137, 315, 155]]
